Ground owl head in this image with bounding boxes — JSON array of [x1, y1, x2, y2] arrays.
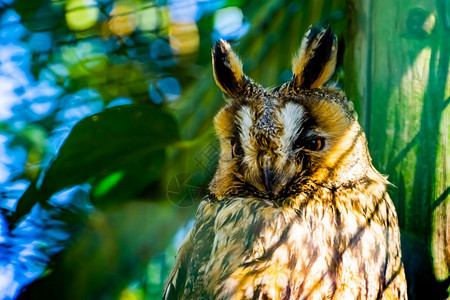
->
[[210, 26, 377, 201]]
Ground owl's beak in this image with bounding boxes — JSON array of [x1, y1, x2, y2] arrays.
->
[[263, 167, 275, 197], [262, 155, 275, 197]]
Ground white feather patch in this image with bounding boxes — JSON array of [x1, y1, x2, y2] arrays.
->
[[278, 102, 305, 151], [238, 106, 253, 151]]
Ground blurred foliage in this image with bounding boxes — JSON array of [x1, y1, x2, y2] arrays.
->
[[345, 0, 449, 298], [0, 0, 447, 299]]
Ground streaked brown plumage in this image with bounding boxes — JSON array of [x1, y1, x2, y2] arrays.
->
[[164, 25, 407, 299]]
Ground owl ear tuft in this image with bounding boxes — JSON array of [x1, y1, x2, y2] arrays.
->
[[212, 39, 253, 98], [290, 25, 337, 90]]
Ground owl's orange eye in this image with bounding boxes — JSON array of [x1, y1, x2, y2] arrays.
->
[[231, 138, 243, 158], [305, 137, 325, 151]]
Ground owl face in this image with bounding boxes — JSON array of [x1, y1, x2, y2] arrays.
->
[[210, 26, 371, 201]]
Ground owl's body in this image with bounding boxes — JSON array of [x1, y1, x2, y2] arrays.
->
[[164, 26, 407, 299]]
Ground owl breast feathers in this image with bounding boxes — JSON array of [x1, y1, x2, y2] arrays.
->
[[164, 26, 407, 299]]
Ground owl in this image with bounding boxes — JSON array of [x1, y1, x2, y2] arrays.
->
[[164, 26, 407, 299]]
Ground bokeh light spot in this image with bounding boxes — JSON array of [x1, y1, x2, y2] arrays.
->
[[65, 0, 99, 31], [106, 97, 133, 108], [0, 264, 17, 299], [61, 45, 79, 65], [49, 184, 92, 210], [56, 89, 104, 125], [214, 6, 249, 40], [139, 6, 162, 32], [109, 4, 138, 36], [119, 283, 144, 300], [48, 63, 69, 78], [30, 101, 55, 117], [157, 77, 180, 101], [0, 9, 26, 42], [169, 0, 199, 23], [29, 32, 52, 53], [169, 22, 199, 55], [150, 39, 176, 67], [149, 84, 163, 104], [75, 39, 107, 70]]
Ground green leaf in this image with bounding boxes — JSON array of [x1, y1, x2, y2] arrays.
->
[[41, 104, 179, 192], [11, 105, 180, 226]]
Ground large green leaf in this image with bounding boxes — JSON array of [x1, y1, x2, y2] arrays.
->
[[41, 104, 179, 191], [10, 105, 180, 226]]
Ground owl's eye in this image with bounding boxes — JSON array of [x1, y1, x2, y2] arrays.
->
[[231, 138, 244, 158], [305, 137, 325, 151], [294, 136, 325, 151]]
